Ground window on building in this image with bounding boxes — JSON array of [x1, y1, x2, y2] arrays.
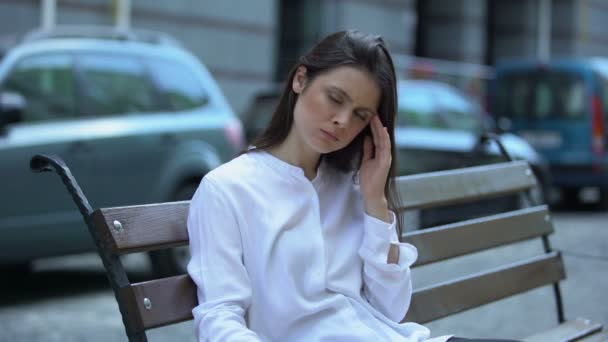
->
[[276, 0, 321, 81]]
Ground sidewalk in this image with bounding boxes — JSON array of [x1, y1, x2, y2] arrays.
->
[[418, 210, 608, 340]]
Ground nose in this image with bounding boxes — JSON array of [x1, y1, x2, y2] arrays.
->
[[332, 109, 351, 127]]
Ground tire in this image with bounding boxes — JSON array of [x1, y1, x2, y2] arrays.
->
[[149, 183, 199, 277], [598, 188, 608, 210], [561, 187, 580, 209], [1, 262, 32, 282]]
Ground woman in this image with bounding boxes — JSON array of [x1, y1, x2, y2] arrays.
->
[[187, 30, 519, 342]]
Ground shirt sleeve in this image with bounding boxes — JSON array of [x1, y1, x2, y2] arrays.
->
[[187, 177, 262, 342], [358, 211, 419, 323]]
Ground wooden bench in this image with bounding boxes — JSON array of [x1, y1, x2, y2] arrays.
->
[[30, 153, 605, 342]]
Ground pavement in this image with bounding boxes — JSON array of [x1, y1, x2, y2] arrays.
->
[[419, 209, 608, 340]]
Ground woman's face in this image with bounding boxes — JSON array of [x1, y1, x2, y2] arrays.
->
[[291, 65, 381, 154]]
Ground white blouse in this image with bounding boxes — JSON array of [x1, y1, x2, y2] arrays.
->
[[187, 150, 451, 342]]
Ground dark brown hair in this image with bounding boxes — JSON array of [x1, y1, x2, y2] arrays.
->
[[251, 30, 402, 237]]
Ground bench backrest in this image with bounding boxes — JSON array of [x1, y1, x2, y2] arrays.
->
[[90, 160, 563, 336]]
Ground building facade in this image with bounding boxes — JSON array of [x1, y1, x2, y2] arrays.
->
[[1, 0, 607, 114]]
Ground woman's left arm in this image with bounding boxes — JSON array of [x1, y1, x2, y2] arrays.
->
[[357, 115, 418, 322], [358, 209, 418, 323]]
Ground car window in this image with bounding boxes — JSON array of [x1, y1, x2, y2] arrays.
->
[[397, 86, 445, 128], [534, 82, 553, 118], [494, 70, 587, 120], [78, 54, 158, 116], [564, 80, 586, 118], [434, 86, 483, 132], [146, 57, 210, 111], [3, 53, 78, 122]]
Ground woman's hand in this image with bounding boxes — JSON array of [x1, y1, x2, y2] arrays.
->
[[359, 115, 392, 223]]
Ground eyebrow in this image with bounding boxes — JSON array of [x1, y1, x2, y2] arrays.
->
[[328, 86, 377, 116]]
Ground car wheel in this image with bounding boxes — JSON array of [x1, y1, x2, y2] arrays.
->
[[1, 262, 32, 282], [598, 188, 608, 210], [561, 187, 580, 208], [149, 183, 199, 277]]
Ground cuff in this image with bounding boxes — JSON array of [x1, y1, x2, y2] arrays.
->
[[358, 211, 418, 272]]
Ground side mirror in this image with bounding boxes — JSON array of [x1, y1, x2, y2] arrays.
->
[[0, 90, 26, 127]]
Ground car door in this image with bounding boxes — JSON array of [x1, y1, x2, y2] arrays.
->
[[0, 52, 97, 263], [73, 52, 169, 208]]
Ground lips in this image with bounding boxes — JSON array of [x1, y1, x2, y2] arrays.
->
[[320, 129, 339, 142]]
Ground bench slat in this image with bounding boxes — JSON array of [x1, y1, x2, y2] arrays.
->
[[92, 201, 190, 254], [577, 331, 608, 342], [405, 206, 553, 267], [91, 161, 538, 255], [523, 318, 603, 342], [404, 252, 565, 323], [127, 274, 196, 330], [117, 253, 568, 331], [396, 161, 536, 210]]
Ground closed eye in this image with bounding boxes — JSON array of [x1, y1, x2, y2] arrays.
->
[[328, 92, 343, 104], [355, 111, 369, 121]]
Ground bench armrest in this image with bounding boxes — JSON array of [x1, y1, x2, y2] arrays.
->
[[30, 154, 93, 218]]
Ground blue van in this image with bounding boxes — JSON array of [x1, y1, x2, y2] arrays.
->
[[490, 58, 608, 206]]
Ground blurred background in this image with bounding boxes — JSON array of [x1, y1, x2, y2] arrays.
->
[[0, 0, 607, 341], [3, 0, 607, 113]]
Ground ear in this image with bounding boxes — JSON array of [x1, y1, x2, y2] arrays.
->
[[292, 66, 307, 94]]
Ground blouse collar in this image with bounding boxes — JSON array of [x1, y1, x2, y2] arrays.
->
[[252, 149, 326, 184]]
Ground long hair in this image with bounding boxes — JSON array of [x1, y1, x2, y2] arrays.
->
[[250, 30, 402, 238]]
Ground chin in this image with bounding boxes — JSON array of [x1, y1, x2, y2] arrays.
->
[[311, 145, 334, 154], [306, 134, 346, 154], [306, 141, 336, 154], [318, 143, 347, 155]]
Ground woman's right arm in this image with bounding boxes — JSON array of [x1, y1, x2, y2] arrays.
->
[[187, 177, 262, 342]]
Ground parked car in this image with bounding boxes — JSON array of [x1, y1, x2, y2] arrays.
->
[[242, 79, 551, 229], [490, 58, 608, 207], [0, 26, 245, 276], [395, 80, 550, 228]]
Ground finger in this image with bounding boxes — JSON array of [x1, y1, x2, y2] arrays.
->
[[372, 117, 388, 157], [376, 126, 388, 160], [370, 116, 381, 150], [385, 126, 391, 145], [382, 127, 392, 161], [362, 135, 372, 162]]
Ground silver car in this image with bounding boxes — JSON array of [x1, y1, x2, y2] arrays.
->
[[396, 79, 550, 228], [0, 26, 244, 276]]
